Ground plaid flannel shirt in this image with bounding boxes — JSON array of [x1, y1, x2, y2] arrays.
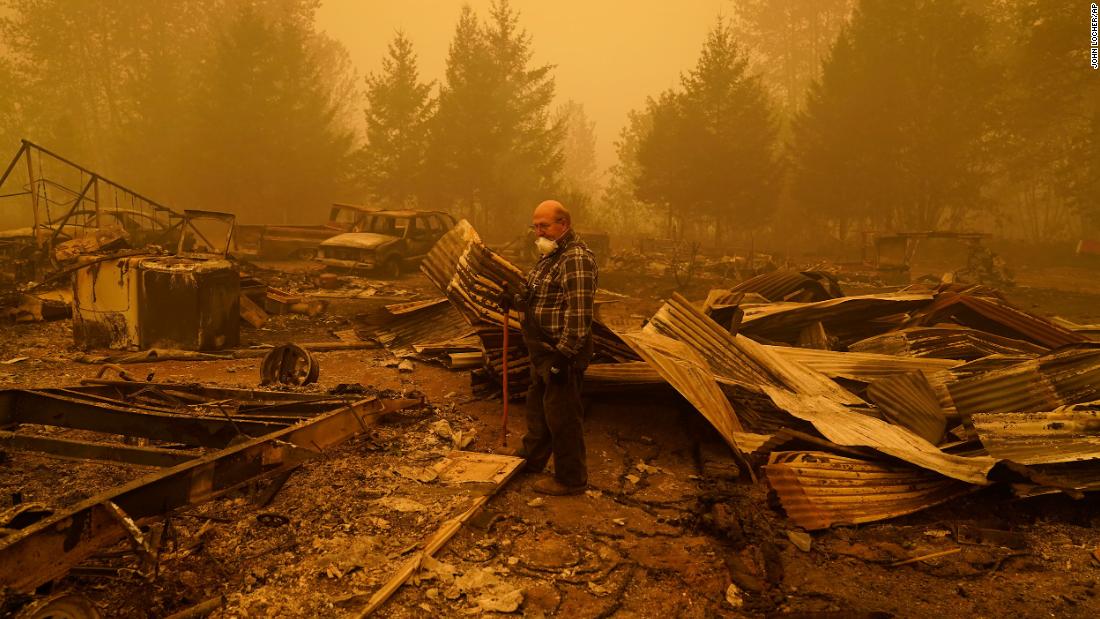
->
[[524, 230, 598, 358]]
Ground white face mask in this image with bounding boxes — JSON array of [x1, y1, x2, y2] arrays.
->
[[534, 236, 558, 256]]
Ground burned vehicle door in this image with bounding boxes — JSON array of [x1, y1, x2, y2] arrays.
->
[[404, 216, 436, 262]]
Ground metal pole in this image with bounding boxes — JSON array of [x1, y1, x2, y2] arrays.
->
[[0, 141, 27, 190], [24, 146, 40, 246], [47, 175, 96, 250]]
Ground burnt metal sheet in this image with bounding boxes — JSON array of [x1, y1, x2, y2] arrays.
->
[[738, 293, 933, 346], [866, 372, 947, 445], [583, 361, 670, 394], [0, 396, 393, 593], [0, 431, 199, 467], [905, 291, 1087, 350], [767, 346, 960, 382], [971, 403, 1100, 465], [0, 389, 285, 448], [373, 298, 474, 357], [1011, 460, 1100, 497], [766, 387, 997, 484], [849, 326, 1049, 360], [731, 270, 843, 302], [765, 451, 973, 530], [620, 330, 752, 473], [646, 293, 863, 406], [948, 348, 1100, 418], [421, 220, 637, 393]]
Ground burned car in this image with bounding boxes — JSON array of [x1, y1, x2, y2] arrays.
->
[[234, 202, 382, 260], [316, 209, 456, 277]]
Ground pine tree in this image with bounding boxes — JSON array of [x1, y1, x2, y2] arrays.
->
[[993, 0, 1100, 238], [426, 0, 563, 237], [635, 19, 781, 243], [730, 0, 856, 117], [597, 108, 663, 237], [553, 100, 599, 221], [362, 32, 434, 208], [187, 5, 356, 223], [791, 0, 996, 237]]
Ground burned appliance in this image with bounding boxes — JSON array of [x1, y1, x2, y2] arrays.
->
[[71, 210, 239, 351]]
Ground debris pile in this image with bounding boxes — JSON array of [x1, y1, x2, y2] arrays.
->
[[413, 219, 1100, 532]]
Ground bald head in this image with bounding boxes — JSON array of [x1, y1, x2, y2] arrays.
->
[[531, 200, 571, 240]]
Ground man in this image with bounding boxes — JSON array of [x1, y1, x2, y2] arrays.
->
[[500, 200, 598, 496]]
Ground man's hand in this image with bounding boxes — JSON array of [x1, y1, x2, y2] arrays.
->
[[496, 286, 513, 311], [496, 281, 528, 311], [547, 350, 572, 382]]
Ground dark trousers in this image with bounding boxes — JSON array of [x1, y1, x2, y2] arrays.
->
[[521, 350, 588, 487]]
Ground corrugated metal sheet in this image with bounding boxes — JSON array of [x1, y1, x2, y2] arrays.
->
[[731, 270, 842, 302], [768, 346, 959, 382], [765, 388, 997, 484], [384, 297, 452, 316], [738, 293, 933, 346], [585, 360, 660, 384], [620, 330, 751, 471], [950, 354, 1037, 379], [422, 220, 639, 392], [948, 348, 1100, 418], [421, 219, 525, 328], [905, 292, 1087, 349], [647, 293, 864, 406], [849, 326, 1049, 360], [729, 431, 774, 455], [866, 372, 946, 445], [765, 451, 973, 530], [1012, 460, 1100, 497], [971, 403, 1100, 465], [374, 298, 475, 357]]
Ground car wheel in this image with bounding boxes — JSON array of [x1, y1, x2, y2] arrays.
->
[[382, 257, 401, 279]]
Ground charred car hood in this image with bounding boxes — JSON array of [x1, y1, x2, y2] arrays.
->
[[320, 232, 399, 250]]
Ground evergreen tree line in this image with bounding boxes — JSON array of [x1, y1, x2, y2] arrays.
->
[[602, 0, 1099, 245], [0, 0, 578, 236], [1, 0, 1094, 243]]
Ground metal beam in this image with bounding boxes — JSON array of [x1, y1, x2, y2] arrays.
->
[[47, 175, 96, 249], [19, 139, 173, 213], [0, 431, 199, 467], [0, 140, 27, 190], [0, 390, 286, 448], [0, 396, 393, 592]]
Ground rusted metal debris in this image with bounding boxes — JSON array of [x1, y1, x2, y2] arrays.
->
[[418, 220, 637, 394], [260, 343, 320, 386], [765, 451, 973, 530], [969, 402, 1100, 465], [71, 210, 240, 352], [0, 140, 184, 286], [355, 451, 525, 616], [406, 223, 1100, 530], [0, 389, 415, 593], [731, 270, 843, 303]]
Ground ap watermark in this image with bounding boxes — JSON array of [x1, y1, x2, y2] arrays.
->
[[1092, 3, 1099, 69]]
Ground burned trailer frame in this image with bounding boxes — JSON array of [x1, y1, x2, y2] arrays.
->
[[0, 391, 412, 594]]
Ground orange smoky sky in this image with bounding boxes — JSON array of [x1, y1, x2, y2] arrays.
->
[[315, 0, 729, 173]]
